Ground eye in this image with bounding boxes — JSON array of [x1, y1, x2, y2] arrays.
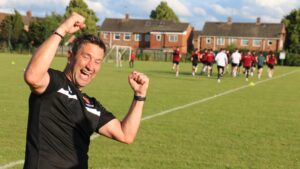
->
[[82, 54, 90, 60], [95, 59, 102, 65]]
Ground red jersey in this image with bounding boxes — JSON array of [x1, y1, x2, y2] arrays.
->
[[252, 54, 257, 64], [173, 50, 181, 62], [242, 54, 253, 67], [206, 52, 215, 63], [130, 53, 136, 60], [267, 55, 277, 65], [201, 52, 207, 62]]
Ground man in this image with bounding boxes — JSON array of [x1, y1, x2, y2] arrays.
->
[[129, 51, 136, 68], [23, 12, 149, 169], [257, 52, 265, 79], [172, 47, 181, 77], [215, 49, 228, 83], [205, 49, 215, 77], [230, 49, 242, 77], [242, 51, 253, 81], [266, 51, 277, 78], [191, 48, 201, 76]]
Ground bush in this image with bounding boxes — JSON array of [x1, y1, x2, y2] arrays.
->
[[284, 52, 300, 66]]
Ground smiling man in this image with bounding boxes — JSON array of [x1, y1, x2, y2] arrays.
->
[[23, 12, 149, 169]]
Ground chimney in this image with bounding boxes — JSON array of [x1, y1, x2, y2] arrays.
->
[[256, 17, 261, 25], [227, 17, 232, 25], [26, 10, 32, 18], [125, 13, 129, 21]]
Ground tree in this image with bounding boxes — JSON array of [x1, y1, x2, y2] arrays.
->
[[282, 9, 300, 53], [0, 9, 25, 50], [65, 0, 99, 34], [28, 13, 63, 48], [28, 18, 49, 47], [150, 2, 180, 22]]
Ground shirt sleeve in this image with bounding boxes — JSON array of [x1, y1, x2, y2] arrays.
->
[[43, 69, 65, 96], [92, 98, 116, 132]]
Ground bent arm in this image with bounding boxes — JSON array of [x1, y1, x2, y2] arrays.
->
[[98, 99, 145, 144], [98, 71, 149, 144], [24, 12, 85, 94]]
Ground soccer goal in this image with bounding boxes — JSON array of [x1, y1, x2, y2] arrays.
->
[[105, 45, 132, 67]]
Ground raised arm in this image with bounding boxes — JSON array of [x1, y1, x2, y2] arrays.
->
[[98, 71, 149, 144], [24, 12, 85, 94]]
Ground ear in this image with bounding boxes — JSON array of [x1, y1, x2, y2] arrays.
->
[[67, 50, 72, 64]]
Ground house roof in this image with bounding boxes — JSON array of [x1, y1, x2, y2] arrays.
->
[[0, 12, 33, 26], [101, 18, 190, 33], [201, 22, 284, 38]]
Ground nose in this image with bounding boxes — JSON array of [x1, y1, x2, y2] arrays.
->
[[86, 59, 94, 71]]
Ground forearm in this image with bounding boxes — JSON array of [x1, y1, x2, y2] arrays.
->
[[120, 99, 145, 144], [25, 33, 62, 82]]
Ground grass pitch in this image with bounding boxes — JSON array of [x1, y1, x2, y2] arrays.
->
[[0, 53, 299, 169]]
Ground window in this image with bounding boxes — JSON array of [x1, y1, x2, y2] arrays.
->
[[135, 34, 141, 41], [169, 34, 178, 42], [145, 34, 150, 42], [241, 39, 249, 46], [217, 37, 225, 45], [103, 32, 108, 39], [228, 38, 237, 45], [267, 40, 273, 46], [206, 37, 212, 44], [156, 34, 161, 41], [114, 33, 120, 40], [124, 33, 131, 41], [253, 39, 262, 47]]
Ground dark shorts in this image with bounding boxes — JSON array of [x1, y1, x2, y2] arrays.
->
[[201, 61, 207, 64], [231, 63, 238, 67], [217, 65, 225, 70], [192, 62, 198, 67], [257, 65, 263, 69], [267, 64, 274, 69], [173, 61, 179, 65], [238, 62, 242, 67], [206, 62, 213, 66], [244, 66, 251, 70]]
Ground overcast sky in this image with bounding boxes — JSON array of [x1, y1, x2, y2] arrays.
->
[[0, 0, 299, 30]]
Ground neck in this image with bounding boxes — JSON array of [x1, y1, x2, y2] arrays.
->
[[63, 67, 83, 91]]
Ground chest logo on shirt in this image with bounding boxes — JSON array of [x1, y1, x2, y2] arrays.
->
[[57, 86, 78, 100]]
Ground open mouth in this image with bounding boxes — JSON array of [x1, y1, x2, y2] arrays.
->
[[80, 69, 91, 80]]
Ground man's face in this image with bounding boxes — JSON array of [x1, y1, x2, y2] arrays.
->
[[69, 43, 104, 89]]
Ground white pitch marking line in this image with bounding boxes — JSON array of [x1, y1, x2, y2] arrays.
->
[[1, 70, 299, 169]]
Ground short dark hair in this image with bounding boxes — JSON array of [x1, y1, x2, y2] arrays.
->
[[72, 34, 106, 56]]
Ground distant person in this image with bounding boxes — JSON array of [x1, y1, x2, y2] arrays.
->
[[266, 51, 277, 78], [23, 12, 149, 169], [257, 52, 265, 79], [230, 49, 242, 77], [129, 51, 136, 68], [251, 51, 258, 77], [225, 50, 231, 74], [242, 51, 253, 81], [205, 49, 215, 77], [200, 49, 208, 75], [215, 49, 228, 83], [191, 48, 201, 76], [172, 47, 181, 77]]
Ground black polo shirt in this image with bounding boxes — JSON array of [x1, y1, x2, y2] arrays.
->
[[24, 69, 115, 169]]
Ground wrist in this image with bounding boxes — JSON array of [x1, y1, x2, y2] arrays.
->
[[133, 95, 146, 101], [53, 31, 64, 39], [54, 27, 67, 37]]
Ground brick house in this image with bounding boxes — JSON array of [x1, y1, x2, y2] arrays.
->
[[194, 17, 286, 52], [100, 14, 193, 54], [0, 10, 33, 32]]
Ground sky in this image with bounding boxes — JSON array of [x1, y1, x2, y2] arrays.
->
[[0, 0, 299, 30]]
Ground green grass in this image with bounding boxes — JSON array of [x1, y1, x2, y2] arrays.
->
[[0, 52, 300, 169]]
